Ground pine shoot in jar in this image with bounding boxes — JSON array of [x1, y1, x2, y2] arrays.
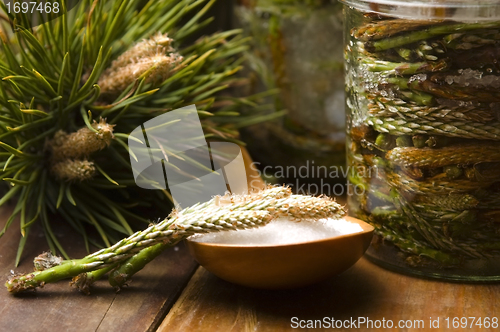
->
[[342, 0, 500, 281]]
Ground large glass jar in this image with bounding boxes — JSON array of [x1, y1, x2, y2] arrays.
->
[[343, 0, 500, 281], [235, 0, 346, 185]]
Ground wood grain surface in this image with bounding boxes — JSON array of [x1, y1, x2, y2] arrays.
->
[[2, 148, 500, 332], [0, 206, 197, 332], [158, 258, 500, 332]]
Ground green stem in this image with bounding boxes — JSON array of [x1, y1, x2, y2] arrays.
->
[[108, 242, 170, 290], [70, 264, 118, 295], [367, 21, 500, 51]]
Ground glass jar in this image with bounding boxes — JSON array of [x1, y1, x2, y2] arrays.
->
[[235, 0, 346, 185], [342, 0, 500, 281]]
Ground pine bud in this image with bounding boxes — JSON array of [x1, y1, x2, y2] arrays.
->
[[51, 159, 96, 182], [34, 252, 64, 271], [98, 53, 183, 95], [70, 273, 94, 295], [110, 32, 174, 70], [49, 118, 115, 160], [98, 32, 183, 96]]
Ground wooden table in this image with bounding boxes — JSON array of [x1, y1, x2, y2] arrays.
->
[[1, 204, 499, 332]]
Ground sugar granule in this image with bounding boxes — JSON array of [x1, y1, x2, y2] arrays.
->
[[189, 218, 363, 245]]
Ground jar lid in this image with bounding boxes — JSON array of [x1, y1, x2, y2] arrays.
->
[[340, 0, 500, 21]]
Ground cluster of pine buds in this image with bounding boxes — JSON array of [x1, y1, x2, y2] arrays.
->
[[48, 119, 115, 182], [98, 32, 184, 96], [48, 33, 182, 182]]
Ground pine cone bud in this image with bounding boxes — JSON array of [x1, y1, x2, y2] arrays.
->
[[111, 32, 173, 69], [98, 32, 183, 96], [49, 118, 115, 160], [51, 159, 96, 182], [98, 53, 183, 95]]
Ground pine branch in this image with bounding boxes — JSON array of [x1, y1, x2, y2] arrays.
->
[[6, 186, 345, 293], [0, 0, 275, 263]]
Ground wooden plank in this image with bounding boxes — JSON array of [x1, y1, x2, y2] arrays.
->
[[0, 206, 197, 332], [158, 257, 500, 332], [96, 242, 198, 332]]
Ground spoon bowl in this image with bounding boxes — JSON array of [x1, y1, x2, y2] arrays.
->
[[186, 216, 374, 289]]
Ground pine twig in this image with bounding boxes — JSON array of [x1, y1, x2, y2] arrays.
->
[[6, 186, 345, 293]]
